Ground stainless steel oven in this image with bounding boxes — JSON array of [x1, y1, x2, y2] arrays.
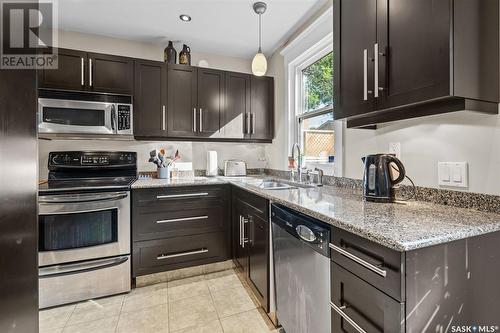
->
[[38, 191, 130, 267], [38, 151, 137, 308], [38, 96, 133, 137]]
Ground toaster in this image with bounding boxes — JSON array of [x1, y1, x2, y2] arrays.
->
[[223, 160, 247, 176]]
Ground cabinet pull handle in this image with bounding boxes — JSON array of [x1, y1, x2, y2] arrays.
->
[[363, 49, 368, 101], [374, 43, 379, 98], [246, 112, 251, 134], [162, 106, 166, 131], [329, 243, 387, 277], [330, 302, 367, 333], [199, 108, 203, 133], [156, 215, 208, 224], [251, 112, 255, 134], [156, 192, 208, 200], [157, 248, 208, 260], [241, 216, 249, 248], [193, 108, 197, 132], [81, 58, 84, 86], [239, 215, 243, 246], [89, 58, 93, 87]]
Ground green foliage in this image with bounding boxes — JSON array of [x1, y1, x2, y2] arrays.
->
[[303, 52, 333, 112]]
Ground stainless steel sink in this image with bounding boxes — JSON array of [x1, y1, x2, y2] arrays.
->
[[258, 180, 296, 190]]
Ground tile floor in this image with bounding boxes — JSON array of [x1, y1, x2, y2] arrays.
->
[[39, 269, 277, 333]]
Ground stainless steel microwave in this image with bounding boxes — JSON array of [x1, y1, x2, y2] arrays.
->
[[38, 97, 133, 138]]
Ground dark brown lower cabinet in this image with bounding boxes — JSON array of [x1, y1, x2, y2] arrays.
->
[[132, 185, 230, 277], [232, 187, 269, 311], [331, 263, 404, 333]]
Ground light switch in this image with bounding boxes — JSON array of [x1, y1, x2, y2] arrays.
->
[[438, 162, 468, 188]]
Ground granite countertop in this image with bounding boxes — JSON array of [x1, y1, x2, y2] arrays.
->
[[131, 175, 500, 252]]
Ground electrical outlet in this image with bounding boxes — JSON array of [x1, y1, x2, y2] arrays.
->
[[388, 142, 401, 159]]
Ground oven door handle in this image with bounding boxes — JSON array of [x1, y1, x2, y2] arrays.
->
[[39, 191, 128, 204], [39, 256, 129, 278]]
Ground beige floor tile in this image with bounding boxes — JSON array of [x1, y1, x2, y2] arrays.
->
[[62, 315, 118, 333], [211, 284, 257, 318], [116, 303, 169, 333], [66, 295, 124, 325], [40, 327, 63, 333], [220, 309, 273, 333], [205, 269, 242, 292], [168, 275, 210, 302], [168, 294, 218, 332], [39, 304, 75, 331], [171, 319, 223, 333], [122, 283, 168, 312]]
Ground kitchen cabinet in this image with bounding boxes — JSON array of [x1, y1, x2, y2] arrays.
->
[[38, 48, 134, 95], [232, 187, 269, 311], [197, 68, 225, 138], [334, 0, 500, 127], [134, 59, 167, 138], [249, 76, 274, 140], [132, 185, 230, 277], [223, 72, 250, 139]]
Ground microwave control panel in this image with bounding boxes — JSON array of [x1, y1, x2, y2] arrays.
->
[[117, 105, 131, 130]]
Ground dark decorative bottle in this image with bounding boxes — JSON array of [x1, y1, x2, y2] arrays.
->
[[179, 44, 191, 65], [164, 41, 176, 64]]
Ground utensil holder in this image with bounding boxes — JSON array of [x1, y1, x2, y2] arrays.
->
[[157, 166, 170, 179]]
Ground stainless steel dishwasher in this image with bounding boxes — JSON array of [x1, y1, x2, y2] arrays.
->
[[271, 203, 331, 333]]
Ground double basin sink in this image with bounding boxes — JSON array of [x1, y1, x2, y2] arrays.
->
[[256, 179, 315, 190]]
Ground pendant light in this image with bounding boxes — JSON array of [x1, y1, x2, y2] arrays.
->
[[252, 2, 267, 76]]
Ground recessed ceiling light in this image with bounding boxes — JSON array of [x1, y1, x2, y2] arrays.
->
[[179, 14, 191, 22]]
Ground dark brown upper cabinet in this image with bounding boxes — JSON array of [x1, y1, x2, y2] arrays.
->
[[224, 72, 251, 139], [38, 48, 134, 95], [334, 0, 500, 127], [197, 68, 225, 138], [134, 60, 167, 138], [250, 76, 274, 140], [167, 64, 198, 138], [88, 53, 134, 95]]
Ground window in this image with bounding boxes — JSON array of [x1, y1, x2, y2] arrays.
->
[[297, 52, 334, 163]]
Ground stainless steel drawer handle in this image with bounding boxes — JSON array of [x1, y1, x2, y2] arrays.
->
[[156, 215, 208, 224], [156, 192, 209, 199], [81, 57, 85, 86], [157, 248, 208, 260], [329, 243, 387, 277], [330, 302, 367, 333]]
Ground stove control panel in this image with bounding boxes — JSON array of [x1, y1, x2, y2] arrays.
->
[[49, 151, 137, 169]]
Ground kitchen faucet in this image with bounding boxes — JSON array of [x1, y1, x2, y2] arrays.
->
[[291, 143, 302, 182]]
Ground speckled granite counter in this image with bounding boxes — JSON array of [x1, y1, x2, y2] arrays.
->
[[131, 176, 500, 252]]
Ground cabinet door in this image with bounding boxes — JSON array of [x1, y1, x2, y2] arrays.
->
[[167, 64, 198, 138], [250, 76, 273, 140], [375, 0, 451, 110], [333, 0, 376, 119], [224, 72, 250, 139], [331, 262, 404, 333], [134, 60, 167, 138], [88, 53, 134, 94], [197, 68, 224, 137], [248, 214, 268, 310], [233, 198, 249, 272], [38, 48, 87, 91]]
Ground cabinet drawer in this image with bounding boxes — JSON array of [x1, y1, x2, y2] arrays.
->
[[233, 187, 268, 220], [330, 227, 403, 301], [331, 262, 404, 333], [133, 232, 227, 277], [133, 186, 228, 209], [133, 205, 226, 241]]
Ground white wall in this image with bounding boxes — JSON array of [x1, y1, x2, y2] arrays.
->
[[265, 6, 500, 196], [39, 30, 266, 179]]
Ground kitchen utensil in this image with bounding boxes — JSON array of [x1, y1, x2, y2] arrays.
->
[[223, 160, 247, 177], [361, 154, 406, 202]]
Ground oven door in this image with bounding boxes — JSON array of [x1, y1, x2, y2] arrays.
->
[[38, 98, 115, 135], [38, 191, 130, 267]]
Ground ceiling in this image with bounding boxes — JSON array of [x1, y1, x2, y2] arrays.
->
[[57, 0, 328, 59]]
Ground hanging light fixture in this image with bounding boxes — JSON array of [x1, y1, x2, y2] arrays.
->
[[251, 2, 267, 76]]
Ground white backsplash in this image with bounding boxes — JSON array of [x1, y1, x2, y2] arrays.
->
[[38, 139, 268, 180]]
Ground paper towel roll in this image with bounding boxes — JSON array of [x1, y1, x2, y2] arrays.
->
[[206, 151, 218, 177]]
